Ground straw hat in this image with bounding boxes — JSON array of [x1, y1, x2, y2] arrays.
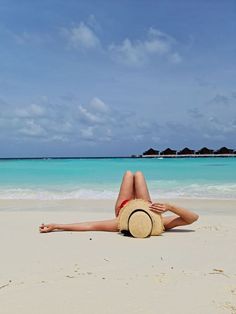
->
[[118, 199, 164, 238]]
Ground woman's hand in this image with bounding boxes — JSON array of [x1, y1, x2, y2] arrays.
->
[[39, 223, 56, 233], [149, 203, 169, 214]]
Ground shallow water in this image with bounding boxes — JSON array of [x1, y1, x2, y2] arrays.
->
[[0, 157, 235, 200]]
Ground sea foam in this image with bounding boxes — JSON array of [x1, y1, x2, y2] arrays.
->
[[0, 183, 236, 200]]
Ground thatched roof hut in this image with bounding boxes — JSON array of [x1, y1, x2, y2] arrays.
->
[[214, 147, 234, 154], [177, 147, 195, 155], [196, 147, 214, 155], [143, 148, 159, 156], [160, 148, 177, 155]]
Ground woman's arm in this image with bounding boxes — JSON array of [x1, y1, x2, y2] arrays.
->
[[149, 203, 199, 230], [39, 218, 119, 233]]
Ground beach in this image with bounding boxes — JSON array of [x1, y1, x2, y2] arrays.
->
[[1, 198, 236, 314], [2, 0, 236, 312]]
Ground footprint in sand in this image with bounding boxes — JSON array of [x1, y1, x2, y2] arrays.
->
[[198, 225, 221, 231]]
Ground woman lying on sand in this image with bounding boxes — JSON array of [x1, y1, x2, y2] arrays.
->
[[39, 171, 199, 233]]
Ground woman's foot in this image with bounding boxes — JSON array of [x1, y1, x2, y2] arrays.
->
[[39, 223, 56, 233]]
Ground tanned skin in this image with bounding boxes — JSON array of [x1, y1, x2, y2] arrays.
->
[[39, 171, 199, 234]]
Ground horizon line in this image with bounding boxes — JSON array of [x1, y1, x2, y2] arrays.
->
[[0, 154, 236, 160]]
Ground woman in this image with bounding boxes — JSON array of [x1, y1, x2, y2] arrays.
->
[[39, 171, 199, 233]]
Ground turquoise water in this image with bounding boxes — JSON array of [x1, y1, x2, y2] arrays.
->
[[0, 158, 235, 200]]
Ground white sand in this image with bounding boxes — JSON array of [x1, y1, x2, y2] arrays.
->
[[0, 199, 236, 314]]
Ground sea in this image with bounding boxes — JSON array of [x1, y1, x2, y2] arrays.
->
[[0, 157, 235, 200]]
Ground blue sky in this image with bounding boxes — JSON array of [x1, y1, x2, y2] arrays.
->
[[0, 0, 235, 157]]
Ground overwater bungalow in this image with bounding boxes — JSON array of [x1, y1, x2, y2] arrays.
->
[[214, 146, 234, 154], [160, 148, 177, 155], [140, 146, 235, 159], [196, 147, 214, 155], [177, 147, 195, 155], [143, 148, 159, 156]]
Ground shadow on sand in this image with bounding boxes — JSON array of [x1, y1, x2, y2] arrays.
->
[[165, 228, 195, 233]]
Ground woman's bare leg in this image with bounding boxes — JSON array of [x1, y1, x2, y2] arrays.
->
[[39, 171, 135, 233], [39, 218, 119, 233], [134, 171, 152, 202], [114, 170, 134, 217]]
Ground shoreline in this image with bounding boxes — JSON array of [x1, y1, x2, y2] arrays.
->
[[0, 198, 236, 215]]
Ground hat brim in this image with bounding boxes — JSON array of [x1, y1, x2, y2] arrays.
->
[[118, 199, 164, 238]]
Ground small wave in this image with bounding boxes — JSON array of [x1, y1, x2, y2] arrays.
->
[[0, 188, 117, 200], [0, 182, 236, 200], [151, 183, 236, 199]]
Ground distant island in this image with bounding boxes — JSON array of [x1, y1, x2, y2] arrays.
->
[[131, 146, 236, 158]]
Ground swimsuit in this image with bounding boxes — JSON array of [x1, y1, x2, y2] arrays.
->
[[116, 199, 130, 217], [118, 199, 130, 210], [117, 199, 153, 217]]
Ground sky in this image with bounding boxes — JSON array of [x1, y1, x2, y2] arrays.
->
[[0, 0, 236, 157]]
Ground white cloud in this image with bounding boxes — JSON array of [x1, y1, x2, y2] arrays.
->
[[186, 92, 236, 144], [87, 15, 101, 32], [145, 28, 172, 54], [80, 126, 94, 140], [109, 38, 146, 66], [15, 104, 45, 118], [10, 31, 50, 45], [60, 21, 181, 67], [15, 109, 30, 118], [62, 22, 100, 49], [0, 97, 115, 143], [1, 93, 236, 150], [49, 135, 69, 142], [79, 125, 112, 143], [30, 104, 45, 116], [78, 105, 104, 123], [109, 27, 181, 67], [89, 97, 109, 113], [168, 52, 182, 64], [19, 120, 46, 137]]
